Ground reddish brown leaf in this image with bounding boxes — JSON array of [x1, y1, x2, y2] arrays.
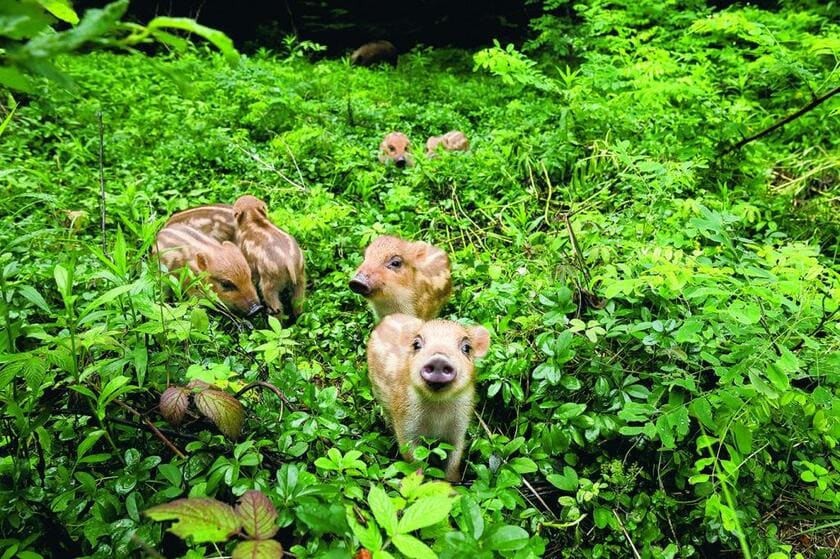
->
[[160, 386, 189, 426], [232, 539, 283, 559], [236, 490, 279, 539], [194, 387, 244, 439]]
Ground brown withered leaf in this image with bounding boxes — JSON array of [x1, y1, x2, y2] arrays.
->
[[231, 539, 284, 559], [193, 387, 244, 440], [236, 490, 279, 540], [160, 386, 190, 426]]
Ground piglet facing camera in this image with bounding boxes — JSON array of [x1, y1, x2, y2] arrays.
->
[[366, 314, 490, 481]]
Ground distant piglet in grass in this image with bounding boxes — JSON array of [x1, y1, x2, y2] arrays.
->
[[351, 41, 398, 67], [425, 131, 469, 157], [367, 313, 490, 481], [349, 235, 451, 321], [233, 195, 306, 324], [154, 224, 262, 317], [378, 132, 413, 168]]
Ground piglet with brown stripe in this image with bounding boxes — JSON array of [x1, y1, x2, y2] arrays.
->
[[367, 314, 490, 481], [233, 195, 306, 324], [164, 204, 237, 243], [425, 131, 469, 157], [349, 235, 451, 321], [154, 224, 262, 317]]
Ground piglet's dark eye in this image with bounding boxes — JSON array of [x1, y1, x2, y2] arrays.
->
[[461, 341, 472, 356], [412, 337, 423, 352], [387, 257, 403, 269], [219, 280, 237, 292], [388, 145, 396, 152]]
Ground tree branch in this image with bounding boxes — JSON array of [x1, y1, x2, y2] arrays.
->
[[724, 85, 840, 154]]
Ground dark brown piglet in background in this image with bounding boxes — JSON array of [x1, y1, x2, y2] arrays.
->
[[350, 40, 398, 67]]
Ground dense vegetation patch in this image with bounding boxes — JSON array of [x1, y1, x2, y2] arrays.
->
[[1, 0, 838, 557]]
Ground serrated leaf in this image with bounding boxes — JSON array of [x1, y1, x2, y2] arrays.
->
[[236, 490, 278, 539], [391, 533, 436, 559], [160, 386, 190, 426], [346, 507, 383, 551], [397, 495, 452, 533], [368, 486, 398, 537], [194, 387, 244, 439], [144, 498, 241, 543], [231, 538, 284, 559], [399, 471, 424, 499]]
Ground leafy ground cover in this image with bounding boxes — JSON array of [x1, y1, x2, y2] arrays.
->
[[1, 1, 839, 557]]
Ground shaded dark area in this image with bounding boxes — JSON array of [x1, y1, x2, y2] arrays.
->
[[75, 0, 539, 54]]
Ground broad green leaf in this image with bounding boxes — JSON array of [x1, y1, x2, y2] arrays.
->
[[546, 466, 578, 492], [144, 498, 241, 543], [16, 284, 50, 313], [460, 496, 484, 539], [391, 533, 436, 559], [368, 485, 397, 536], [731, 422, 752, 454], [346, 507, 382, 551], [486, 524, 530, 551], [236, 490, 279, 539], [148, 16, 240, 65], [728, 300, 760, 325], [397, 495, 453, 533], [37, 0, 79, 24], [76, 429, 105, 462]]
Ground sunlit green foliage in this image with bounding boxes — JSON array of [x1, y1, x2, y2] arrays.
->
[[0, 0, 838, 557]]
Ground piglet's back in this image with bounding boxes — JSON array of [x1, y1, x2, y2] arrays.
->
[[165, 204, 237, 243]]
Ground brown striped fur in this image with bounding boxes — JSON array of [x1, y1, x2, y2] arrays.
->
[[367, 314, 490, 481], [153, 224, 261, 316], [349, 235, 451, 321], [164, 204, 237, 243], [233, 195, 306, 323], [425, 131, 469, 157]]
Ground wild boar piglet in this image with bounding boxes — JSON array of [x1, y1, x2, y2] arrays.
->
[[164, 204, 237, 243], [154, 224, 262, 317], [349, 235, 451, 321], [367, 314, 490, 481], [233, 195, 306, 323], [351, 40, 398, 67], [379, 132, 413, 168], [425, 130, 469, 157]]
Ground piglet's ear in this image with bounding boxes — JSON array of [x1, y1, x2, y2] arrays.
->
[[221, 241, 236, 249], [411, 242, 429, 262], [468, 325, 490, 358], [195, 252, 209, 271]]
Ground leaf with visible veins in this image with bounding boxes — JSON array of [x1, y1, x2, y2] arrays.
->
[[194, 386, 244, 439], [144, 498, 241, 542], [159, 386, 189, 426], [236, 490, 279, 539]]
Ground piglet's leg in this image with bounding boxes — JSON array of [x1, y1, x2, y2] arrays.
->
[[259, 279, 284, 317]]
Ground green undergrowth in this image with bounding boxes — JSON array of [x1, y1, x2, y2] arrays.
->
[[0, 0, 839, 557]]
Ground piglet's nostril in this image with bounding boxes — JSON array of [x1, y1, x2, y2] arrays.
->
[[395, 158, 407, 169], [247, 303, 263, 317], [349, 276, 372, 296], [420, 357, 457, 391]]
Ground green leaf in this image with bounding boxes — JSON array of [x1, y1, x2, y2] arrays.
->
[[37, 0, 79, 24], [236, 490, 279, 539], [486, 525, 530, 551], [391, 533, 436, 559], [231, 538, 284, 559], [368, 485, 398, 537], [147, 17, 240, 65], [593, 507, 612, 529], [159, 464, 182, 487], [731, 422, 752, 454], [546, 466, 578, 492], [728, 300, 761, 324], [460, 496, 484, 539], [144, 498, 241, 543], [77, 429, 105, 462], [346, 507, 383, 551], [397, 495, 453, 533], [16, 284, 50, 313]]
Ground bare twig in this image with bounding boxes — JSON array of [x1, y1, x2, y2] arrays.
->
[[235, 380, 296, 411], [563, 213, 591, 285], [113, 399, 186, 459], [614, 509, 643, 559], [232, 141, 306, 192], [97, 111, 107, 256], [724, 85, 840, 154], [792, 295, 838, 352]]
